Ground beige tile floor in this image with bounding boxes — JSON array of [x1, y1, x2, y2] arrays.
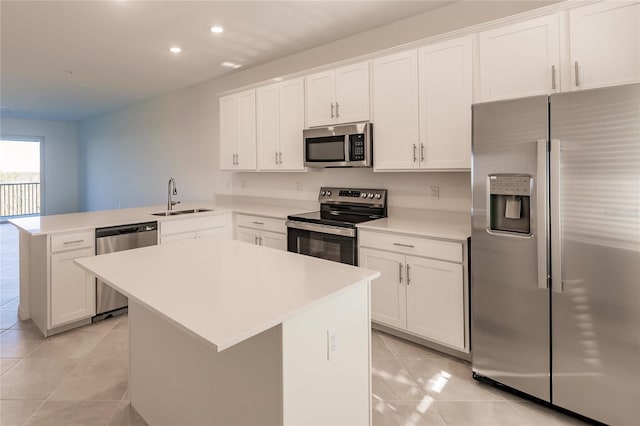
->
[[1, 223, 589, 425]]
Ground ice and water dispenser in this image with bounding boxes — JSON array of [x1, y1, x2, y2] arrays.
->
[[488, 175, 532, 235]]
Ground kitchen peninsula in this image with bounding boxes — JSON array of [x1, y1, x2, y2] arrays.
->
[[75, 236, 379, 426]]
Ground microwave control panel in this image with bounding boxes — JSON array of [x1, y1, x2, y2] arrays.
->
[[349, 134, 365, 161]]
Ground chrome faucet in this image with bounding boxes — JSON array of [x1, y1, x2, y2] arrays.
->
[[167, 177, 180, 210]]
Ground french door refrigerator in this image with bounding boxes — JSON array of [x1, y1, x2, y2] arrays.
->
[[471, 83, 639, 425]]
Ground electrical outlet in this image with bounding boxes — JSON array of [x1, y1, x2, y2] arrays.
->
[[327, 328, 338, 360], [429, 186, 439, 200]]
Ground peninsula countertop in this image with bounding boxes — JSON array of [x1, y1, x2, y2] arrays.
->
[[8, 201, 312, 236], [75, 237, 380, 351]]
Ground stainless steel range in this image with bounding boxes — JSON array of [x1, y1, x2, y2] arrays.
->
[[286, 187, 387, 265]]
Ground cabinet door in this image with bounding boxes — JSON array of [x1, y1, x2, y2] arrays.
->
[[405, 256, 464, 349], [360, 248, 407, 329], [419, 36, 472, 170], [50, 247, 95, 327], [257, 83, 280, 171], [160, 232, 196, 244], [197, 227, 231, 240], [278, 78, 305, 171], [236, 90, 257, 170], [305, 70, 335, 127], [372, 50, 420, 170], [219, 94, 238, 170], [479, 15, 560, 101], [236, 228, 259, 245], [569, 1, 640, 90], [260, 230, 287, 251], [334, 62, 370, 124]]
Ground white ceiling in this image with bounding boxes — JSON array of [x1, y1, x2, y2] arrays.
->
[[0, 1, 454, 122]]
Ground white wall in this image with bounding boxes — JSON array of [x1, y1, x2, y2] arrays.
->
[[1, 117, 79, 215], [79, 1, 558, 212]]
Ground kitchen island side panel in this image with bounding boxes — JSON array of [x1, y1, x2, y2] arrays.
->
[[282, 280, 371, 426], [129, 300, 283, 426]]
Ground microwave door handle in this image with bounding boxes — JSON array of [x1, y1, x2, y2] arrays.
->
[[344, 135, 350, 162]]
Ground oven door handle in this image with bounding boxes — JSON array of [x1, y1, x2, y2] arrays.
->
[[286, 220, 356, 238]]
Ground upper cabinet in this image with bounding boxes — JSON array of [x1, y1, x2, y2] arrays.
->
[[257, 78, 305, 171], [305, 62, 370, 127], [372, 50, 420, 170], [220, 89, 257, 171], [373, 35, 473, 171], [478, 15, 560, 101], [418, 36, 473, 170], [568, 1, 640, 91]]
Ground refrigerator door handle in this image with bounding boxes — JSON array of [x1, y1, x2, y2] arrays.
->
[[537, 139, 549, 289], [550, 139, 563, 293]]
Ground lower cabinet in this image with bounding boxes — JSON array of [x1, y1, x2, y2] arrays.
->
[[50, 246, 95, 327], [160, 214, 232, 244], [234, 214, 287, 251], [359, 230, 468, 352]]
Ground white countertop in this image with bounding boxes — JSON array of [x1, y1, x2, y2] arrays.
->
[[8, 201, 311, 236], [358, 208, 471, 241], [75, 237, 379, 351]]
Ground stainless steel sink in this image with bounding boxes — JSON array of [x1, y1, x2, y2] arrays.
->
[[151, 208, 213, 217]]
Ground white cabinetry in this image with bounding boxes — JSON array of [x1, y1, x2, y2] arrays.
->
[[257, 78, 305, 171], [234, 214, 287, 251], [305, 62, 370, 127], [220, 90, 256, 170], [372, 50, 420, 170], [373, 36, 472, 171], [49, 230, 95, 328], [568, 1, 640, 90], [160, 215, 232, 244], [359, 230, 468, 351], [479, 15, 560, 101], [418, 36, 473, 170]]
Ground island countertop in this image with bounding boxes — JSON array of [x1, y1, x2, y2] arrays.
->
[[75, 237, 379, 351]]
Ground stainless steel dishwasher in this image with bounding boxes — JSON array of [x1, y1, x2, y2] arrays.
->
[[94, 221, 158, 321]]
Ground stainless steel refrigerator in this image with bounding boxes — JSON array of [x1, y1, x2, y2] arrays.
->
[[471, 83, 639, 425]]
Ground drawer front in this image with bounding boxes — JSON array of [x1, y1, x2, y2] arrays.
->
[[161, 214, 231, 236], [235, 214, 286, 234], [359, 230, 462, 263], [51, 230, 95, 253]]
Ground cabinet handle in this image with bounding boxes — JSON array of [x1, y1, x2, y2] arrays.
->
[[413, 144, 417, 162], [421, 143, 425, 162], [252, 221, 264, 225], [393, 242, 415, 248], [399, 262, 403, 283], [254, 235, 258, 244], [574, 61, 580, 87], [330, 103, 335, 119], [335, 102, 340, 118], [275, 151, 279, 165], [259, 236, 263, 245], [278, 151, 283, 164], [63, 240, 84, 245], [406, 264, 411, 285], [236, 153, 239, 165], [551, 65, 556, 90]]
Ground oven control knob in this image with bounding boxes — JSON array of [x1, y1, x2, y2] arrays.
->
[[320, 190, 326, 196], [361, 193, 367, 198], [368, 193, 374, 199], [326, 190, 331, 196], [375, 193, 382, 199]]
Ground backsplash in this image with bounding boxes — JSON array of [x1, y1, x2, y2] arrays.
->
[[223, 168, 471, 212]]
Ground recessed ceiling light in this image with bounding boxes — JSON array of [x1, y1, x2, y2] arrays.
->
[[221, 61, 242, 69], [169, 46, 182, 54], [210, 26, 224, 34]]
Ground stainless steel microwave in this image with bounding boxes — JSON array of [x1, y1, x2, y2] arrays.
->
[[303, 122, 372, 168]]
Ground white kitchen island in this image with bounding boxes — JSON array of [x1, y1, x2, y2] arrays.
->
[[75, 237, 379, 426]]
